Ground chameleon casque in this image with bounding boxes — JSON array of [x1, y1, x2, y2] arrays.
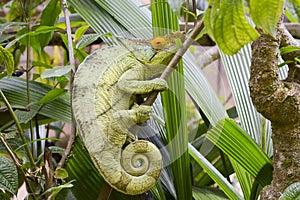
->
[[72, 32, 185, 195]]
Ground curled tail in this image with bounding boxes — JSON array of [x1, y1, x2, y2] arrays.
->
[[91, 139, 162, 195]]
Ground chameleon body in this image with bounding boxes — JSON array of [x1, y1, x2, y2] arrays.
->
[[72, 32, 184, 195]]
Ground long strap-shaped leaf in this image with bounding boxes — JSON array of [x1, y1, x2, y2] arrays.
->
[[151, 1, 192, 199], [0, 77, 71, 124], [206, 118, 273, 186]]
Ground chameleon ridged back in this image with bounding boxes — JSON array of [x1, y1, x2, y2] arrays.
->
[[72, 32, 185, 195]]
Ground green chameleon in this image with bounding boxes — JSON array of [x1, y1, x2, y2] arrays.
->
[[72, 32, 185, 195]]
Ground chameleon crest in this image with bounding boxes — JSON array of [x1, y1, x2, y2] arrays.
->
[[72, 32, 185, 195]]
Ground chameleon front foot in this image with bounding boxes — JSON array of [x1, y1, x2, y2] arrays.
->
[[131, 104, 152, 124]]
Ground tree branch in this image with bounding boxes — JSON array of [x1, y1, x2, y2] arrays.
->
[[249, 14, 300, 200]]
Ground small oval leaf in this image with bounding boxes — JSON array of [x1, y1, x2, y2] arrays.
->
[[37, 88, 67, 104], [0, 46, 14, 78], [41, 65, 74, 79]]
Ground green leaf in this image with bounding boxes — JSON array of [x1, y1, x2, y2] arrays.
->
[[0, 77, 71, 124], [37, 88, 67, 104], [0, 156, 18, 195], [39, 0, 62, 47], [289, 0, 300, 6], [15, 107, 40, 124], [192, 187, 228, 200], [55, 168, 69, 179], [0, 22, 27, 35], [279, 181, 300, 200], [48, 146, 65, 154], [0, 192, 10, 200], [206, 118, 273, 187], [151, 1, 192, 200], [40, 180, 74, 200], [204, 0, 259, 55], [6, 26, 63, 49], [0, 46, 14, 77], [280, 45, 300, 55], [219, 42, 284, 197], [40, 65, 73, 79], [76, 34, 101, 49], [74, 25, 90, 42], [250, 0, 284, 37], [189, 144, 243, 200], [65, 137, 104, 200]]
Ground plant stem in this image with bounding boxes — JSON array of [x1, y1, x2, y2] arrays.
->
[[23, 0, 36, 160], [57, 0, 76, 169], [0, 90, 35, 167], [0, 133, 22, 167]]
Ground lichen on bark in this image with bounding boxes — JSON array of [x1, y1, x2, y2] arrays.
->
[[249, 16, 300, 200]]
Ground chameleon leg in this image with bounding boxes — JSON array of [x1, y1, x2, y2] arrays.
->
[[110, 104, 152, 143], [117, 67, 168, 94]]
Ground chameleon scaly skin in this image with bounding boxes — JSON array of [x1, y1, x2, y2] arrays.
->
[[72, 32, 185, 195]]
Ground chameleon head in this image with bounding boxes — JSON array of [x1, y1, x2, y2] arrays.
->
[[117, 31, 185, 80], [143, 31, 185, 79], [147, 31, 185, 65]]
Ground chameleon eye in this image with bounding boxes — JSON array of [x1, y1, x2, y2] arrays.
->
[[151, 37, 167, 50]]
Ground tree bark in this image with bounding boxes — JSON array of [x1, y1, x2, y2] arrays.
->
[[249, 17, 300, 199]]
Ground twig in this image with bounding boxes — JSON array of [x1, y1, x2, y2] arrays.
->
[[57, 0, 76, 169], [192, 0, 197, 26], [185, 0, 189, 33], [0, 89, 35, 167], [143, 19, 204, 106], [0, 134, 22, 167]]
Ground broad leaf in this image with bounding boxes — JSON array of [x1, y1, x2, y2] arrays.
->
[[40, 65, 73, 79], [280, 45, 300, 55], [40, 181, 74, 200], [39, 0, 61, 48], [250, 0, 284, 37], [15, 108, 40, 124], [0, 46, 14, 78], [204, 0, 259, 55], [0, 156, 18, 195]]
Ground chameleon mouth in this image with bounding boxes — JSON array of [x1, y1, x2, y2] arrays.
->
[[149, 50, 158, 61]]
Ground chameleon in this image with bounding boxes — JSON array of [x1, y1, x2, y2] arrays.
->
[[72, 31, 185, 195]]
